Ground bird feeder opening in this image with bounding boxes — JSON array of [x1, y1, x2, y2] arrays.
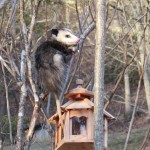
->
[[72, 116, 87, 135]]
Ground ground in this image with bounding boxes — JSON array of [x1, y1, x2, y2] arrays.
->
[[3, 127, 150, 150], [109, 128, 150, 150]]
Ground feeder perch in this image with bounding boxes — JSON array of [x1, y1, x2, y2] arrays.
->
[[48, 79, 115, 150]]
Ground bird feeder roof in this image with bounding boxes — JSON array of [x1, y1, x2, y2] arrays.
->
[[61, 98, 94, 110], [64, 79, 94, 100]]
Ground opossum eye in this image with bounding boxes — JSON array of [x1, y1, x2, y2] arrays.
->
[[65, 34, 71, 38]]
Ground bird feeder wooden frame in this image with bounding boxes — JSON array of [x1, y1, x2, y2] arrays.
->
[[48, 79, 115, 150]]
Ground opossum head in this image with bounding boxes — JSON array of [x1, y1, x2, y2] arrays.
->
[[51, 28, 80, 48]]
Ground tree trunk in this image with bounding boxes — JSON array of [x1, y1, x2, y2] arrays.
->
[[124, 68, 131, 117], [19, 0, 41, 149], [94, 0, 106, 150], [134, 0, 150, 114], [24, 102, 41, 150], [16, 50, 27, 150]]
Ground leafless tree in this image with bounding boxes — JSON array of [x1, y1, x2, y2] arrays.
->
[[16, 50, 26, 150]]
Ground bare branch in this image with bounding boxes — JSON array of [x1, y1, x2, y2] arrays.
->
[[5, 0, 18, 34], [106, 12, 148, 56], [0, 0, 10, 10], [0, 55, 14, 77], [123, 72, 144, 150], [140, 127, 150, 150], [1, 63, 13, 144], [16, 50, 27, 150], [75, 0, 83, 34], [66, 22, 96, 92]]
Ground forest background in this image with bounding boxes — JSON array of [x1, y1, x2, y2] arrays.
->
[[0, 0, 150, 150]]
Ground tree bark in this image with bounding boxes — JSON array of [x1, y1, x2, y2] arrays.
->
[[94, 0, 106, 150], [134, 0, 150, 114], [124, 68, 131, 117], [19, 0, 41, 149], [24, 102, 40, 150], [123, 73, 143, 150], [16, 50, 27, 150]]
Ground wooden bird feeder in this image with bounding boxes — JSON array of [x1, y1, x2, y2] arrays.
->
[[48, 79, 115, 150]]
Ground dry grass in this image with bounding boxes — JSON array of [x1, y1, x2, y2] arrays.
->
[[108, 128, 149, 150]]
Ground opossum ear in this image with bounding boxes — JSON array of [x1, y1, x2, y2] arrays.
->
[[51, 29, 58, 36]]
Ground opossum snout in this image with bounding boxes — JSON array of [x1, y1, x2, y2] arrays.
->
[[76, 38, 80, 43]]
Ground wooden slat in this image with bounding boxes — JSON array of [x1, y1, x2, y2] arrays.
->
[[55, 130, 58, 147], [64, 111, 70, 140], [69, 118, 72, 140], [87, 111, 93, 140], [65, 100, 92, 110], [70, 135, 87, 141], [61, 100, 74, 110], [70, 110, 89, 118], [56, 141, 94, 150], [48, 113, 59, 124], [58, 126, 62, 142]]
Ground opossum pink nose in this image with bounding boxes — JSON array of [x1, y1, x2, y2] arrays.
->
[[76, 38, 80, 43]]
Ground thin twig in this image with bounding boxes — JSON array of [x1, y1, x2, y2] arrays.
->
[[0, 0, 10, 10], [5, 0, 18, 35], [105, 24, 147, 109], [106, 0, 119, 30], [1, 64, 13, 144], [66, 22, 96, 92], [75, 0, 82, 34], [0, 55, 14, 77], [123, 72, 144, 150], [140, 127, 150, 150], [88, 0, 95, 22], [106, 12, 148, 57], [60, 56, 74, 104]]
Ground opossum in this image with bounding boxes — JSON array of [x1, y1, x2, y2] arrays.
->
[[35, 28, 80, 97]]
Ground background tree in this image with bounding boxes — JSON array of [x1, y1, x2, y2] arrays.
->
[[94, 0, 106, 149]]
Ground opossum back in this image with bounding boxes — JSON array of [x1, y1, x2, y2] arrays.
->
[[38, 66, 64, 96]]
